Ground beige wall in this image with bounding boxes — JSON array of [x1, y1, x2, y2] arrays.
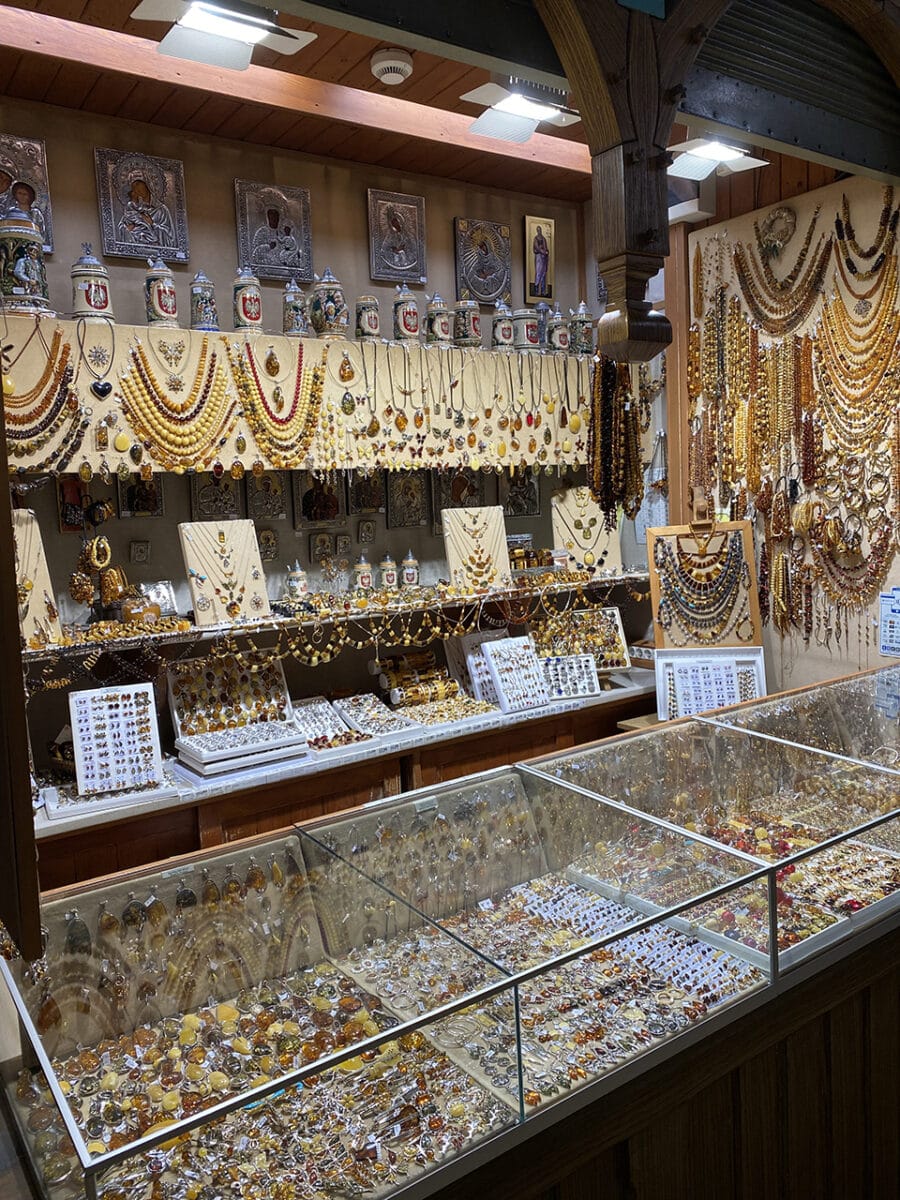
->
[[0, 97, 587, 327]]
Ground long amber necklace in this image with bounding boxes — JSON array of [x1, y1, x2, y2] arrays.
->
[[227, 340, 324, 469], [119, 339, 239, 472], [732, 234, 832, 336]]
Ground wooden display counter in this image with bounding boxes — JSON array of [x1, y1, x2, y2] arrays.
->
[[35, 685, 653, 889]]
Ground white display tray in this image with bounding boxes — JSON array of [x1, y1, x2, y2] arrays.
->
[[177, 739, 309, 777], [174, 721, 307, 765], [655, 646, 767, 720], [292, 695, 354, 743], [42, 781, 180, 821]]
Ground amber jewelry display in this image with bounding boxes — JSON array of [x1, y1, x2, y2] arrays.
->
[[442, 505, 512, 592], [167, 651, 293, 740], [550, 485, 623, 572], [530, 607, 630, 672], [481, 634, 550, 713], [226, 337, 325, 469], [179, 518, 270, 625], [69, 682, 163, 797], [118, 336, 241, 474], [648, 521, 762, 650], [13, 508, 62, 648]]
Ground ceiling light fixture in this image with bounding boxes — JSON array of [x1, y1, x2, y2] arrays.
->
[[667, 135, 769, 179], [131, 0, 316, 69], [461, 78, 581, 144]]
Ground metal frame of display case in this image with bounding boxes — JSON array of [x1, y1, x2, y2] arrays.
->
[[2, 671, 898, 1200]]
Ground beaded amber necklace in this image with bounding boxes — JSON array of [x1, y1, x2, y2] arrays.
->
[[227, 340, 325, 469], [119, 339, 239, 473]]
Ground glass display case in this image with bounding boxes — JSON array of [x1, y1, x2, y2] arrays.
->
[[702, 665, 900, 773], [2, 770, 769, 1200], [526, 669, 900, 966]]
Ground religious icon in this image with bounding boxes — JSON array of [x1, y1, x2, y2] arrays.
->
[[430, 468, 489, 535], [235, 179, 312, 282], [387, 471, 429, 528], [454, 218, 511, 306], [348, 469, 386, 515], [95, 148, 189, 261], [247, 470, 289, 521], [292, 471, 347, 529], [190, 473, 244, 520], [524, 214, 555, 304], [368, 188, 427, 284], [0, 134, 53, 251], [500, 469, 541, 518]]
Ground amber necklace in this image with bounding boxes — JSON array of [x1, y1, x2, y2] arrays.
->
[[228, 339, 323, 469]]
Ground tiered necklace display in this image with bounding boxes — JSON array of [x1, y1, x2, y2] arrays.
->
[[226, 339, 325, 468], [653, 531, 754, 645], [119, 337, 240, 472], [179, 519, 270, 624], [442, 506, 512, 591]]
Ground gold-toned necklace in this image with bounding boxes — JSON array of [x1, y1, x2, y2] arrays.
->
[[227, 339, 324, 469]]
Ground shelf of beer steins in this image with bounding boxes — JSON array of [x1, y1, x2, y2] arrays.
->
[[696, 664, 900, 776], [521, 713, 900, 970], [32, 672, 656, 836]]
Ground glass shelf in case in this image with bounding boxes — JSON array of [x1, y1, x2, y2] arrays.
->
[[525, 718, 900, 966], [301, 768, 771, 1113], [702, 665, 900, 774], [1, 831, 518, 1200]]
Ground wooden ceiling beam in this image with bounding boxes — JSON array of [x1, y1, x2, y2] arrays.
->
[[0, 7, 591, 178]]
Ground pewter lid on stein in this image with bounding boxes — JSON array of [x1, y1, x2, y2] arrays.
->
[[72, 242, 105, 269], [426, 291, 448, 310], [191, 269, 213, 285], [395, 283, 415, 300], [315, 266, 340, 284], [146, 255, 169, 271], [235, 264, 259, 280], [570, 299, 593, 318]]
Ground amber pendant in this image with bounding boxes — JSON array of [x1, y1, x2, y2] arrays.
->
[[37, 988, 61, 1034], [176, 880, 197, 909], [395, 411, 408, 433], [269, 854, 284, 889], [245, 856, 266, 894], [367, 416, 380, 438], [97, 902, 120, 941], [414, 409, 424, 429], [65, 910, 92, 956], [201, 869, 220, 909], [230, 459, 245, 480], [235, 433, 247, 454], [145, 896, 169, 930], [222, 865, 245, 905], [121, 894, 146, 932], [339, 351, 355, 382], [341, 391, 356, 416], [264, 348, 281, 378]]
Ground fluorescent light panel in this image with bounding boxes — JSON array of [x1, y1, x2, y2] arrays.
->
[[693, 139, 745, 162], [494, 93, 561, 121], [180, 1, 268, 43]]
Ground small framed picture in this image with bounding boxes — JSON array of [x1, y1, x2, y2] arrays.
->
[[358, 519, 376, 544], [292, 470, 347, 529], [117, 472, 165, 519], [257, 528, 279, 562], [336, 533, 352, 558], [524, 214, 555, 304], [499, 469, 541, 518], [348, 469, 386, 515], [387, 471, 429, 528], [0, 134, 54, 251], [56, 476, 88, 533], [310, 531, 334, 562], [190, 472, 244, 520], [247, 469, 288, 521], [430, 467, 488, 535], [94, 147, 189, 262], [234, 178, 312, 283], [455, 217, 511, 306], [138, 580, 177, 616]]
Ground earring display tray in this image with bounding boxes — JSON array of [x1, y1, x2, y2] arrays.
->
[[179, 519, 271, 627], [459, 629, 509, 703], [482, 635, 550, 713], [69, 683, 165, 798], [655, 647, 767, 721]]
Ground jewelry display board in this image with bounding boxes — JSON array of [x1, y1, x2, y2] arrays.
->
[[332, 693, 421, 735], [292, 696, 370, 750], [459, 629, 509, 703], [12, 508, 62, 647], [2, 317, 592, 477], [530, 607, 630, 673], [443, 505, 512, 591], [551, 487, 623, 572], [540, 654, 601, 700], [482, 635, 550, 713], [654, 647, 767, 721], [647, 521, 762, 650], [167, 652, 293, 738], [69, 682, 164, 796], [178, 518, 271, 626]]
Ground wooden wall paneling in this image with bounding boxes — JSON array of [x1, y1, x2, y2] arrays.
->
[[784, 1016, 831, 1197], [808, 162, 838, 191], [213, 103, 275, 143], [49, 61, 101, 109], [736, 1047, 786, 1200], [754, 147, 784, 210], [243, 109, 308, 146], [149, 88, 211, 131], [7, 55, 61, 103], [866, 969, 900, 1198], [727, 168, 758, 222], [628, 1073, 736, 1200], [828, 993, 870, 1197], [780, 153, 810, 200]]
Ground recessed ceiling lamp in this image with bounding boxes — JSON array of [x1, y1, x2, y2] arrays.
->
[[370, 48, 414, 86], [130, 0, 317, 70], [667, 135, 769, 179], [461, 79, 581, 144]]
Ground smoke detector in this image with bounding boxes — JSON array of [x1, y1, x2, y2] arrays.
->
[[370, 48, 413, 86]]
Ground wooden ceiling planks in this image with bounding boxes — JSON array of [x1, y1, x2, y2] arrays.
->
[[0, 6, 591, 200]]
